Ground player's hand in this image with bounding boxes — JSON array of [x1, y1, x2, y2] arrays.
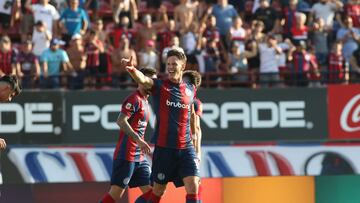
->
[[137, 139, 151, 154], [0, 138, 7, 150], [121, 56, 136, 72]]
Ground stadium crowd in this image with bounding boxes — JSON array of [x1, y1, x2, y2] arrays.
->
[[0, 0, 360, 89]]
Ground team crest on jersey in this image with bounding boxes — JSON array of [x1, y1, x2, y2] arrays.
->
[[185, 87, 192, 97], [125, 103, 132, 110], [123, 177, 130, 185], [157, 173, 165, 180]]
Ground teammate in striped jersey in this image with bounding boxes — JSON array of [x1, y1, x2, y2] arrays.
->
[[124, 48, 202, 203], [99, 68, 157, 203]]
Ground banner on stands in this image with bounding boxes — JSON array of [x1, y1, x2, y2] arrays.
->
[[197, 88, 328, 141], [0, 91, 64, 144], [6, 144, 360, 183], [328, 84, 360, 140]]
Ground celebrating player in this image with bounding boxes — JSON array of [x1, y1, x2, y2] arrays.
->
[[0, 75, 22, 150], [123, 48, 202, 203], [99, 68, 157, 203]]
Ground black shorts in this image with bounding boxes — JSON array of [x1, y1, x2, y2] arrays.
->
[[111, 159, 151, 188], [151, 146, 200, 187]]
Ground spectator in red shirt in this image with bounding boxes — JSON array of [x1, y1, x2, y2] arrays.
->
[[85, 29, 104, 88], [0, 36, 17, 76], [344, 0, 360, 28], [291, 12, 308, 43], [328, 40, 348, 84]]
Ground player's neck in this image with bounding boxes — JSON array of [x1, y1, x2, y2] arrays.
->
[[138, 89, 149, 98]]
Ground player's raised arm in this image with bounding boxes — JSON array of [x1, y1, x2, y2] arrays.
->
[[122, 56, 154, 90]]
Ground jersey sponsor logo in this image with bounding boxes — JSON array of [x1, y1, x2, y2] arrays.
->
[[340, 94, 360, 132], [138, 120, 147, 126], [166, 99, 191, 110]]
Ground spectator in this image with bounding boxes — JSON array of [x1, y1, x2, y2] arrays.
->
[[16, 40, 40, 88], [111, 35, 137, 88], [282, 0, 298, 39], [161, 36, 180, 73], [229, 41, 257, 84], [32, 20, 52, 58], [287, 40, 310, 87], [111, 0, 137, 27], [228, 16, 246, 52], [204, 38, 220, 81], [254, 0, 281, 33], [137, 7, 168, 51], [40, 38, 72, 88], [109, 16, 135, 49], [327, 40, 348, 84], [59, 0, 89, 45], [336, 15, 360, 62], [20, 0, 35, 42], [310, 17, 329, 69], [350, 46, 360, 82], [309, 0, 343, 30], [157, 19, 179, 54], [26, 0, 60, 34], [0, 36, 17, 76], [344, 0, 360, 28], [211, 0, 238, 50], [84, 30, 104, 88], [138, 39, 159, 71], [258, 34, 282, 87], [84, 0, 99, 21], [174, 0, 197, 33], [0, 0, 21, 34], [67, 34, 87, 89], [203, 15, 220, 44], [291, 12, 308, 43]]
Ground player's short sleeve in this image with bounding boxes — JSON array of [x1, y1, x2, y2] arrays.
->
[[121, 95, 139, 118], [60, 50, 70, 62], [151, 78, 162, 95]]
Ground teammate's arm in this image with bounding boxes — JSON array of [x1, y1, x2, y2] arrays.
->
[[0, 138, 6, 150], [117, 113, 151, 154], [191, 104, 202, 160], [122, 57, 154, 89]]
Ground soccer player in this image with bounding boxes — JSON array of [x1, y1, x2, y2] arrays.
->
[[183, 70, 203, 160], [123, 48, 202, 203], [99, 68, 157, 203], [0, 74, 22, 150]]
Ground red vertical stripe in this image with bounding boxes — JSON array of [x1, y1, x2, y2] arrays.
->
[[158, 81, 170, 147], [246, 151, 271, 176], [67, 152, 96, 181]]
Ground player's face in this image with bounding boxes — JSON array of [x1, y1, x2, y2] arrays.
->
[[0, 85, 15, 102], [166, 56, 185, 83]]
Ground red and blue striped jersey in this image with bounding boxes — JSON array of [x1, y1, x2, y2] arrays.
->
[[113, 90, 150, 162], [151, 79, 196, 149], [193, 97, 203, 117]]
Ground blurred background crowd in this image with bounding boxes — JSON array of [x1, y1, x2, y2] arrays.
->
[[0, 0, 359, 89]]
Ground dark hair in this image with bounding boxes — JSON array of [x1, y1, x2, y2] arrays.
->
[[183, 70, 202, 88], [166, 48, 187, 63], [140, 68, 157, 78], [0, 75, 22, 96]]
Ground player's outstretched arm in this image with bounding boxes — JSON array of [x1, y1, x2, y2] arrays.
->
[[117, 113, 151, 154], [122, 56, 154, 90]]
